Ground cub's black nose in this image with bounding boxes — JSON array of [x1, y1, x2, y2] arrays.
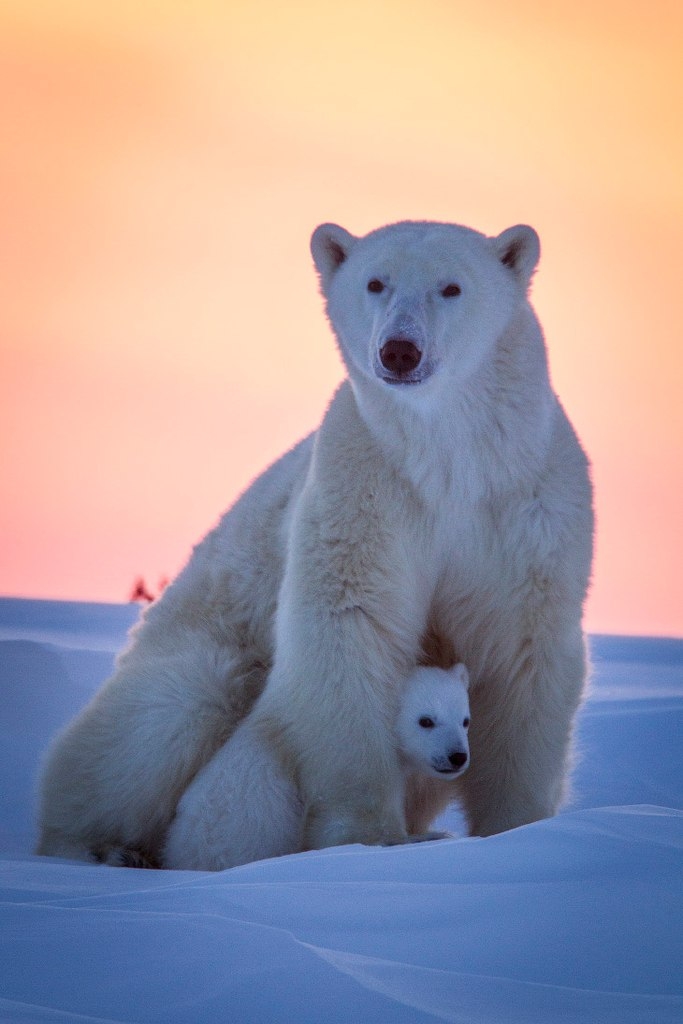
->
[[448, 750, 468, 769], [380, 338, 422, 375]]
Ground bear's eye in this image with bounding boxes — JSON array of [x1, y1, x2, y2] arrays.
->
[[418, 716, 435, 729], [367, 278, 385, 294], [463, 717, 470, 729], [441, 283, 462, 298]]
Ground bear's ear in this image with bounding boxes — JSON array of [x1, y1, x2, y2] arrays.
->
[[492, 225, 540, 287], [310, 223, 357, 288], [451, 662, 470, 691]]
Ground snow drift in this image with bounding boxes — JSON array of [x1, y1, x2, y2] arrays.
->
[[1, 598, 681, 1023]]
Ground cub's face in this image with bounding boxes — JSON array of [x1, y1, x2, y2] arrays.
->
[[396, 664, 471, 779], [311, 220, 539, 393]]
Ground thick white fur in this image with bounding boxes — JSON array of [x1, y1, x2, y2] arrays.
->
[[36, 220, 593, 864], [163, 664, 471, 871]]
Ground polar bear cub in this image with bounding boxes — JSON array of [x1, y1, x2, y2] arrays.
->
[[163, 664, 470, 871]]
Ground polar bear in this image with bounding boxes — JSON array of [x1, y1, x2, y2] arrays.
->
[[163, 663, 470, 871], [36, 219, 593, 865]]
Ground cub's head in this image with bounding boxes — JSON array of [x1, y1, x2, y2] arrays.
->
[[310, 220, 540, 392], [396, 663, 471, 779]]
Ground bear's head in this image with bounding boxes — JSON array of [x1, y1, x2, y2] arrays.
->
[[396, 663, 471, 779], [310, 220, 540, 394]]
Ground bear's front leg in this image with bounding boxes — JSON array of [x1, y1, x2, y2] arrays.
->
[[261, 484, 429, 851], [263, 597, 424, 851], [460, 629, 588, 836]]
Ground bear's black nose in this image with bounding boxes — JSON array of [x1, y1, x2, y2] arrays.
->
[[380, 338, 422, 375], [448, 751, 468, 769]]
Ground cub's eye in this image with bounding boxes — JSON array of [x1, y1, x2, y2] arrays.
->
[[441, 283, 461, 298], [463, 717, 470, 729], [367, 278, 385, 294], [418, 716, 435, 729]]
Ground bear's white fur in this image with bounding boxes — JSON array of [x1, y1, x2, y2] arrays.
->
[[36, 219, 593, 865], [163, 663, 470, 871]]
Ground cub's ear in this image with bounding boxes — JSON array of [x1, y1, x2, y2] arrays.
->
[[493, 224, 540, 287], [451, 662, 470, 691], [310, 223, 357, 287]]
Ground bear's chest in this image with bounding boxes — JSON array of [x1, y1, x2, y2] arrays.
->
[[428, 490, 554, 621]]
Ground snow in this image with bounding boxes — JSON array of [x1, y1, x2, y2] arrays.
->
[[1, 598, 681, 1023]]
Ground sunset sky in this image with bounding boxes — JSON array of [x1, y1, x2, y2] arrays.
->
[[1, 0, 681, 637]]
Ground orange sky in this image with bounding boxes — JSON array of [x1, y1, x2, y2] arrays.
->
[[1, 0, 681, 637]]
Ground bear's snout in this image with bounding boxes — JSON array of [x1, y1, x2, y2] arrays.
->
[[448, 750, 468, 769], [380, 338, 422, 377]]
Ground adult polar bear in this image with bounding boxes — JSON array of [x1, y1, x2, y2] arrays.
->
[[37, 219, 593, 864]]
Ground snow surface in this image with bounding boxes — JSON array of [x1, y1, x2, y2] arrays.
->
[[1, 597, 681, 1023]]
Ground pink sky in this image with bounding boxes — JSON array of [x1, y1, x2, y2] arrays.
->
[[1, 0, 682, 637]]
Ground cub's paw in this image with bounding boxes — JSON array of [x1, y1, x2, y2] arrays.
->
[[405, 830, 453, 843], [383, 830, 453, 846]]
